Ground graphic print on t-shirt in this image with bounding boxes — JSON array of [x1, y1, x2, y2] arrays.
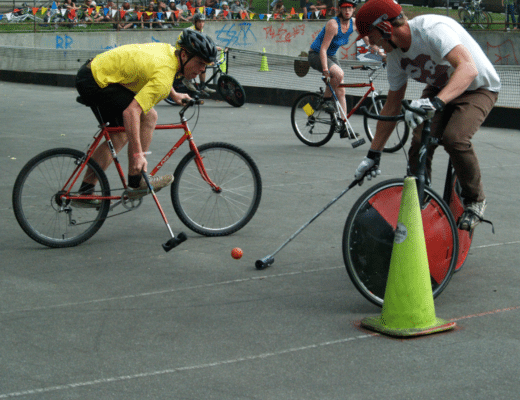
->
[[401, 54, 450, 88]]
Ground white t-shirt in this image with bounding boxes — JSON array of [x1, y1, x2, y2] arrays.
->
[[386, 15, 500, 93]]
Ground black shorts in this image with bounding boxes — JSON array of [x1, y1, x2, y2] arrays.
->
[[75, 62, 135, 127]]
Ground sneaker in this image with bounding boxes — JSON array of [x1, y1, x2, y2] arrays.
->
[[458, 199, 487, 231], [71, 196, 102, 209], [127, 174, 174, 200], [202, 86, 216, 94], [182, 78, 198, 92], [318, 98, 335, 114]]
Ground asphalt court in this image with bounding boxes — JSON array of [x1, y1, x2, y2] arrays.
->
[[1, 81, 520, 399]]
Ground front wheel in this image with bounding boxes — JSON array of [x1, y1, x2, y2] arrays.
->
[[363, 95, 409, 153], [459, 9, 472, 27], [342, 179, 458, 307], [12, 148, 111, 248], [217, 75, 246, 107], [475, 11, 491, 29], [171, 142, 262, 236], [291, 92, 335, 147]]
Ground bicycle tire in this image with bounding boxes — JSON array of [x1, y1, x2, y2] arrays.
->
[[459, 9, 472, 27], [363, 95, 409, 153], [475, 11, 491, 29], [12, 148, 111, 248], [342, 178, 458, 307], [217, 75, 246, 107], [291, 92, 335, 147], [171, 142, 262, 236]]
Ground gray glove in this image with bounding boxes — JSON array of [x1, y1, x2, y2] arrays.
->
[[355, 150, 382, 183], [404, 98, 444, 130]]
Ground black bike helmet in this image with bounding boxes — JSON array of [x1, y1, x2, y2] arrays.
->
[[178, 29, 218, 64], [193, 13, 206, 23]]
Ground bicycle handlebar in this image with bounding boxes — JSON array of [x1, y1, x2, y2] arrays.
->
[[360, 99, 428, 121]]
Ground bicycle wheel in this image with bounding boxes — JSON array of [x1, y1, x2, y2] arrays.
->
[[342, 178, 458, 307], [363, 95, 409, 153], [291, 92, 335, 147], [12, 148, 111, 248], [217, 75, 246, 107], [459, 9, 472, 27], [475, 11, 491, 29], [171, 142, 262, 236]]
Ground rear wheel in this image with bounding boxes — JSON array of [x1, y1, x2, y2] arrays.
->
[[12, 148, 110, 248], [291, 92, 335, 147], [217, 75, 246, 107]]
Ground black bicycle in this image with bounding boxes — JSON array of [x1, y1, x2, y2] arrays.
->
[[342, 100, 474, 307], [165, 50, 246, 108]]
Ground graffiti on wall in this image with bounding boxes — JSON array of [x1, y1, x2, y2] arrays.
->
[[56, 35, 73, 49], [486, 40, 519, 65], [215, 22, 257, 47], [263, 23, 306, 43]]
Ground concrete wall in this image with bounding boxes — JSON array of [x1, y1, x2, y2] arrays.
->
[[0, 20, 518, 64]]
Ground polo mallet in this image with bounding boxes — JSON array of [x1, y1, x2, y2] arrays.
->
[[141, 171, 187, 252], [323, 76, 366, 149], [255, 178, 361, 270]]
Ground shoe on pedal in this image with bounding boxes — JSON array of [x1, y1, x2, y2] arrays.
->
[[182, 78, 198, 92], [201, 86, 216, 94], [127, 174, 174, 200], [458, 199, 486, 231], [71, 195, 102, 208]]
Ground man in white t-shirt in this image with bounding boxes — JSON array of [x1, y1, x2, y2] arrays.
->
[[353, 0, 500, 232]]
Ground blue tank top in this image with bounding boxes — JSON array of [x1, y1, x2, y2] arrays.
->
[[310, 17, 354, 57]]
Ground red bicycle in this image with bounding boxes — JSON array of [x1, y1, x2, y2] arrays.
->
[[12, 98, 262, 248], [291, 62, 409, 152]]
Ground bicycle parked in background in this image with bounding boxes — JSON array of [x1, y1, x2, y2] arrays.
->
[[165, 50, 246, 108], [458, 0, 492, 29], [291, 63, 409, 152]]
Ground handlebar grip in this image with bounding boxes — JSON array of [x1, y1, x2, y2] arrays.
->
[[401, 99, 427, 116], [360, 106, 404, 122]]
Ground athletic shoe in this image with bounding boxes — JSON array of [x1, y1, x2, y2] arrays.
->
[[201, 86, 216, 94], [71, 196, 102, 209], [182, 78, 198, 92], [127, 174, 174, 200], [318, 98, 335, 114], [458, 199, 487, 231]]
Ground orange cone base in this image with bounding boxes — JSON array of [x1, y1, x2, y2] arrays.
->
[[361, 316, 456, 338]]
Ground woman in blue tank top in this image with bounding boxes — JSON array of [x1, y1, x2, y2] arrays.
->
[[308, 0, 376, 136]]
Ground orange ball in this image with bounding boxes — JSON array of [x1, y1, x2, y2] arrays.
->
[[231, 247, 243, 260]]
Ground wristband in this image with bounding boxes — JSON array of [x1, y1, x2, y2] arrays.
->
[[430, 96, 445, 112], [367, 149, 382, 164]]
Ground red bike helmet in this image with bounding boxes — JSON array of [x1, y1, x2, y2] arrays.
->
[[339, 0, 358, 7], [355, 0, 403, 40]]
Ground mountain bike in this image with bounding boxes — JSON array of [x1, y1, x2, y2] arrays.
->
[[290, 63, 409, 152], [458, 0, 492, 29], [12, 97, 262, 248], [342, 101, 473, 307], [165, 49, 246, 108]]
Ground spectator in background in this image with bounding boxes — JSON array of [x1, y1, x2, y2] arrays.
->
[[230, 0, 249, 18], [272, 0, 287, 18], [177, 0, 191, 22], [142, 2, 158, 27], [167, 1, 180, 25], [503, 0, 517, 30], [218, 1, 232, 19], [121, 4, 144, 28]]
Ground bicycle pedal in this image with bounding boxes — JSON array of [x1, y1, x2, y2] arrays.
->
[[351, 138, 366, 148]]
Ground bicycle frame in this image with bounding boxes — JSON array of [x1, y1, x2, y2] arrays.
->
[[58, 104, 220, 205]]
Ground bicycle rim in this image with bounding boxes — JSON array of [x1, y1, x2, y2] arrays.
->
[[291, 92, 335, 147], [363, 95, 409, 153], [171, 142, 262, 236], [12, 148, 111, 248], [342, 179, 458, 307], [217, 75, 246, 107]]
